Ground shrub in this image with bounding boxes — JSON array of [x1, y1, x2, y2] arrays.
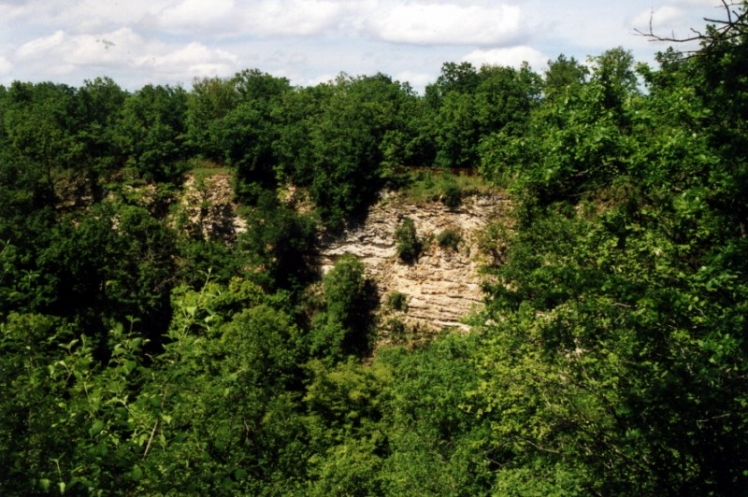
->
[[441, 182, 462, 209], [387, 317, 408, 342], [395, 217, 420, 263], [437, 228, 462, 251], [386, 291, 408, 311]]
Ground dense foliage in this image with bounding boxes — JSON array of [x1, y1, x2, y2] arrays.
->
[[2, 3, 748, 495]]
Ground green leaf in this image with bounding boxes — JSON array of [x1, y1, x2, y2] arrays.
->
[[89, 419, 104, 437]]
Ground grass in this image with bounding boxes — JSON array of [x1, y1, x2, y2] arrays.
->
[[393, 168, 497, 205], [188, 157, 230, 177]]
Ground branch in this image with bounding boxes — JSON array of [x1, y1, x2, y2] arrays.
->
[[142, 419, 159, 461], [634, 1, 747, 51], [142, 387, 168, 461]]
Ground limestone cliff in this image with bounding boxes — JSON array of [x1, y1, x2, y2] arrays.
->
[[320, 191, 509, 333], [179, 173, 246, 243]]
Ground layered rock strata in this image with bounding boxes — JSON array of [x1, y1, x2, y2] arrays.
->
[[321, 192, 507, 332]]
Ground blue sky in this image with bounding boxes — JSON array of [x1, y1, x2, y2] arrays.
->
[[0, 0, 722, 91]]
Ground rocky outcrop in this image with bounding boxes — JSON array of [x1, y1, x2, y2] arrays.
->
[[321, 191, 508, 333], [179, 173, 246, 242]]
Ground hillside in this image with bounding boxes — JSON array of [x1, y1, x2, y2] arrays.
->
[[2, 10, 748, 494]]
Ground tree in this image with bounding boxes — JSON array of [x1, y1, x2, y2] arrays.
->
[[589, 47, 638, 114], [428, 62, 541, 168], [474, 15, 748, 492], [480, 48, 638, 203], [375, 335, 495, 496], [2, 82, 85, 188], [239, 192, 318, 291], [424, 61, 480, 110], [186, 76, 238, 161], [544, 54, 589, 97], [0, 315, 153, 495], [76, 77, 127, 180], [281, 73, 416, 229], [310, 254, 376, 362], [219, 69, 291, 202], [117, 84, 189, 183]]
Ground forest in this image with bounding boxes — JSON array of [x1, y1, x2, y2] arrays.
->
[[1, 4, 748, 496]]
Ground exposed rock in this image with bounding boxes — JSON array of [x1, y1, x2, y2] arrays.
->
[[321, 191, 509, 333], [178, 173, 246, 243]]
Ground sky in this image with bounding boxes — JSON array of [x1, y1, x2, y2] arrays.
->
[[0, 0, 724, 92]]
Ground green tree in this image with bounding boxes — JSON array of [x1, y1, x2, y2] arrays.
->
[[376, 335, 495, 496], [76, 77, 128, 181], [278, 73, 417, 230], [186, 76, 239, 162], [474, 17, 748, 493], [310, 254, 376, 363], [0, 314, 154, 495], [304, 358, 391, 496], [220, 69, 291, 202], [240, 192, 318, 291], [544, 54, 589, 98], [480, 49, 638, 203], [425, 61, 480, 110], [2, 81, 85, 189], [428, 62, 541, 168], [118, 84, 189, 183]]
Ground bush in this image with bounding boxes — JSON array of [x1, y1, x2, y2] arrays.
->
[[387, 317, 408, 343], [386, 291, 408, 311], [394, 217, 420, 263], [437, 228, 462, 251], [441, 182, 462, 209]]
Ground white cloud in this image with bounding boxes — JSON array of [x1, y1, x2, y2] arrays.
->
[[633, 6, 687, 31], [304, 73, 339, 86], [158, 0, 237, 32], [160, 0, 235, 25], [2, 0, 162, 33], [16, 30, 66, 59], [134, 41, 239, 79], [240, 0, 349, 37], [366, 2, 526, 45], [665, 0, 719, 6], [0, 56, 11, 75], [156, 0, 350, 38], [13, 28, 240, 83], [463, 46, 548, 71], [0, 0, 731, 90]]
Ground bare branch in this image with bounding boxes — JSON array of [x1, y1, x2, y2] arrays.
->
[[634, 0, 747, 50]]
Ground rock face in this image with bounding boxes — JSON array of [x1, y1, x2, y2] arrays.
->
[[179, 173, 246, 242], [321, 191, 508, 332]]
